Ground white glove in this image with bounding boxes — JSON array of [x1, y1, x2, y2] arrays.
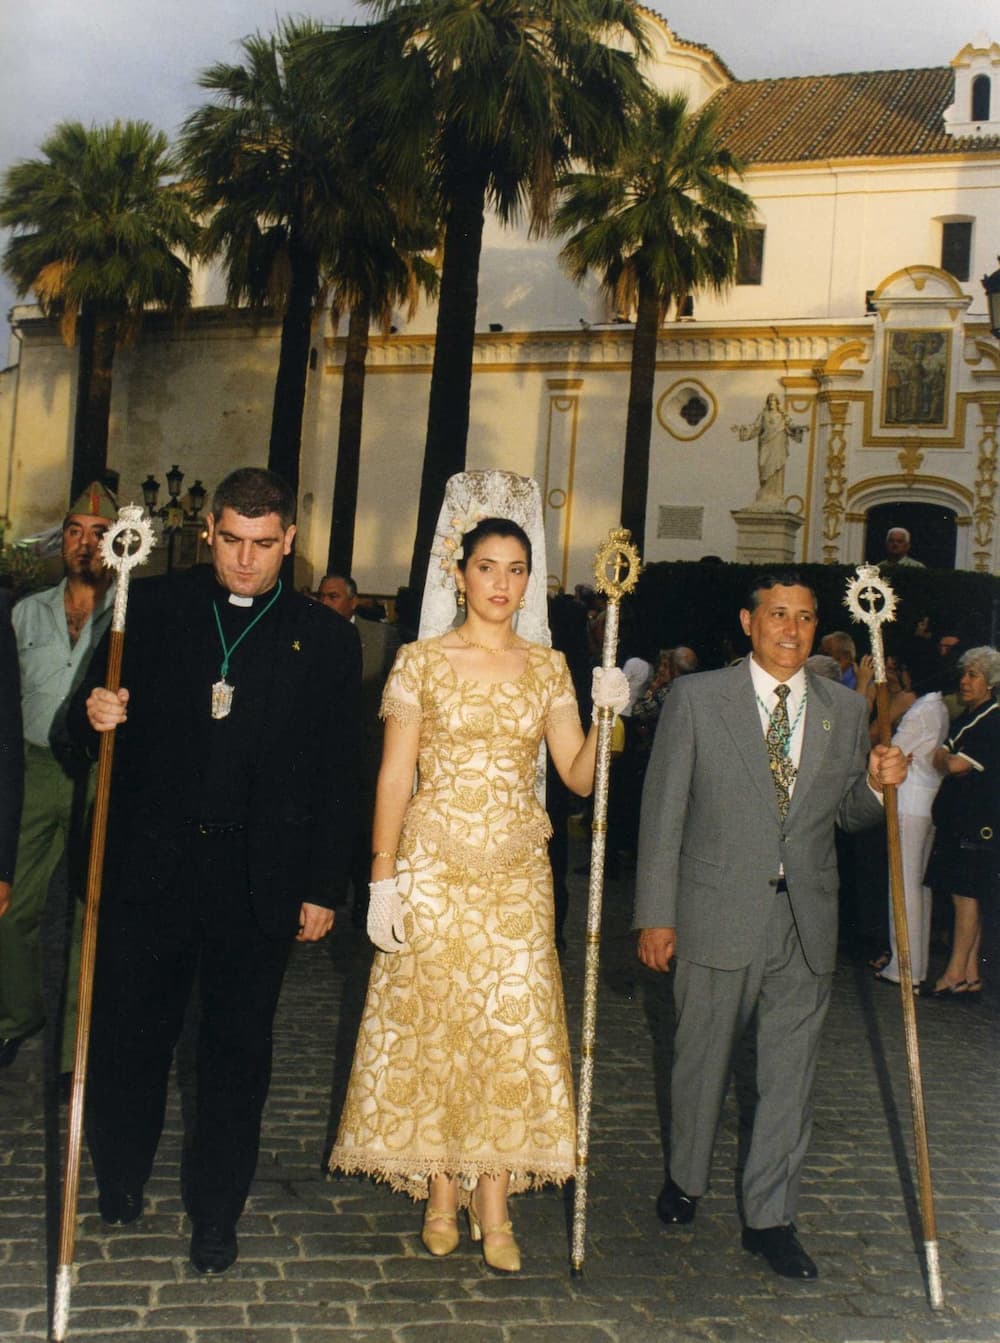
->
[[591, 665, 630, 722], [367, 877, 406, 953]]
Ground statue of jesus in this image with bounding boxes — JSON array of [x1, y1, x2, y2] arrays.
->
[[732, 394, 806, 505]]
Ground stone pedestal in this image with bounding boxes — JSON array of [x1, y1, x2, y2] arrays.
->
[[730, 506, 804, 564]]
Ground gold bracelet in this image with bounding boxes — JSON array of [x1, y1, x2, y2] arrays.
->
[[372, 850, 395, 861]]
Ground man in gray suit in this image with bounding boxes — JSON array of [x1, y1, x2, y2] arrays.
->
[[634, 573, 906, 1280]]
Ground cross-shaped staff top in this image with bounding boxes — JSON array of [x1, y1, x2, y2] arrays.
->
[[593, 528, 641, 602], [843, 563, 898, 684]]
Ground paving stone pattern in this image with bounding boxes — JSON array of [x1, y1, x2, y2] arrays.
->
[[1, 851, 998, 1342]]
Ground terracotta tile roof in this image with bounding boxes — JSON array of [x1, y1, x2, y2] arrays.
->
[[708, 67, 1000, 163]]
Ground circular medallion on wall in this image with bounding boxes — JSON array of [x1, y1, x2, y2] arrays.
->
[[656, 380, 717, 440]]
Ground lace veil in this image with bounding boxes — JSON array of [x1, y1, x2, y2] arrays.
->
[[418, 471, 551, 647]]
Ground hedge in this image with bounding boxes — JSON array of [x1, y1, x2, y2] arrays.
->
[[617, 561, 1000, 671]]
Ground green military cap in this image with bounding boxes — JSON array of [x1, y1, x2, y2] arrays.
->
[[65, 480, 119, 523]]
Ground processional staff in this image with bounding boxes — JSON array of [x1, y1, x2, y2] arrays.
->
[[571, 527, 641, 1276], [844, 564, 943, 1312], [53, 506, 156, 1342]]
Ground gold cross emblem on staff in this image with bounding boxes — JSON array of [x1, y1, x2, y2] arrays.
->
[[592, 528, 641, 600]]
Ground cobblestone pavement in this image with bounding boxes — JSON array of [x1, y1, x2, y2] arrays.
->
[[2, 849, 998, 1343]]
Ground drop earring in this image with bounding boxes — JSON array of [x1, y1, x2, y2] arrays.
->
[[518, 596, 526, 610], [456, 590, 466, 608]]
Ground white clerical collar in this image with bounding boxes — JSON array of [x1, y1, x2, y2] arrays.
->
[[228, 593, 253, 607]]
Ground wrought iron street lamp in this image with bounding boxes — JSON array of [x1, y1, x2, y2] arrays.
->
[[140, 464, 208, 570]]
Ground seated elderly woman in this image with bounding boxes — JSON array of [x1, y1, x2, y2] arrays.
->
[[923, 645, 1000, 1001]]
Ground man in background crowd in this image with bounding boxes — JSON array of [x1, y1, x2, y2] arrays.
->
[[316, 573, 399, 926], [882, 526, 925, 568], [819, 631, 858, 690]]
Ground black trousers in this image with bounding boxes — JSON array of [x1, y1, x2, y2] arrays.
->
[[86, 830, 292, 1226]]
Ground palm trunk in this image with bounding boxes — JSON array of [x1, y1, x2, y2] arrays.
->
[[407, 168, 488, 596], [327, 300, 371, 575], [70, 309, 117, 503], [620, 282, 665, 555], [267, 240, 319, 496]]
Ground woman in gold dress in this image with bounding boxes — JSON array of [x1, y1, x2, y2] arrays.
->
[[329, 509, 627, 1272]]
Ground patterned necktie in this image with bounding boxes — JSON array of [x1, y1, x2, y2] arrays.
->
[[766, 683, 795, 818]]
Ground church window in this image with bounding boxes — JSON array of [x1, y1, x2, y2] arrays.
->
[[679, 394, 708, 426], [736, 228, 765, 285], [941, 222, 972, 282], [972, 74, 991, 122]]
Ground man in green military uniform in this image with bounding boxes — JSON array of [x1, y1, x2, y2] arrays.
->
[[0, 482, 116, 1072]]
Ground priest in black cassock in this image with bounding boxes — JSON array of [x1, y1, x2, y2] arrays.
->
[[75, 468, 361, 1275]]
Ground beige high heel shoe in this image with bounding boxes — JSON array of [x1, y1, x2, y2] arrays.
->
[[468, 1198, 521, 1272], [421, 1205, 459, 1257]]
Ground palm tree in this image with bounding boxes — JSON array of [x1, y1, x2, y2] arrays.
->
[[555, 92, 756, 553], [326, 221, 439, 575], [182, 17, 428, 500], [310, 0, 652, 596], [0, 120, 199, 501]]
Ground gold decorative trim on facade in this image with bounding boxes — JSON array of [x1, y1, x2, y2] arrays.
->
[[821, 339, 870, 377], [870, 266, 966, 303], [972, 399, 1000, 572], [825, 390, 982, 450], [845, 475, 974, 508], [897, 443, 925, 480], [967, 337, 1000, 375], [544, 379, 582, 591], [820, 397, 850, 563]]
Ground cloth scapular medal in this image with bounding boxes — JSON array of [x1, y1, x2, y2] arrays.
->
[[765, 682, 797, 818], [211, 580, 283, 719]]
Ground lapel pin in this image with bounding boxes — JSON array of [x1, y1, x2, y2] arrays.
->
[[822, 718, 831, 731], [292, 640, 301, 652]]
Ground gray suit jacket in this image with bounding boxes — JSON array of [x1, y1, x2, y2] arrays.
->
[[633, 658, 882, 975]]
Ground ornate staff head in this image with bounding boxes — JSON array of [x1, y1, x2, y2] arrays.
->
[[98, 504, 157, 632], [844, 563, 898, 682], [593, 528, 641, 604]]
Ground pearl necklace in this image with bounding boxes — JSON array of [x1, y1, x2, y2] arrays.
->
[[456, 629, 518, 656]]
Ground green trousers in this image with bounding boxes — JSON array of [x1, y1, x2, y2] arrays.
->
[[0, 744, 90, 1072]]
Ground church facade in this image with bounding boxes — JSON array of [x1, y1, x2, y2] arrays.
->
[[2, 17, 999, 593]]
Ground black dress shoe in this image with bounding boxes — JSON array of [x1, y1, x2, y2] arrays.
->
[[98, 1185, 144, 1227], [190, 1222, 238, 1275], [0, 1035, 24, 1068], [656, 1177, 698, 1226], [742, 1223, 817, 1279]]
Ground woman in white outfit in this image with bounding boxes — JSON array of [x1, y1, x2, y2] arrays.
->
[[873, 665, 951, 988]]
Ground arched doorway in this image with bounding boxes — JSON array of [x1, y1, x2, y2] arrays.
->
[[864, 501, 957, 569]]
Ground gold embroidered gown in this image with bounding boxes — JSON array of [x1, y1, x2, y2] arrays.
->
[[329, 638, 579, 1201]]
